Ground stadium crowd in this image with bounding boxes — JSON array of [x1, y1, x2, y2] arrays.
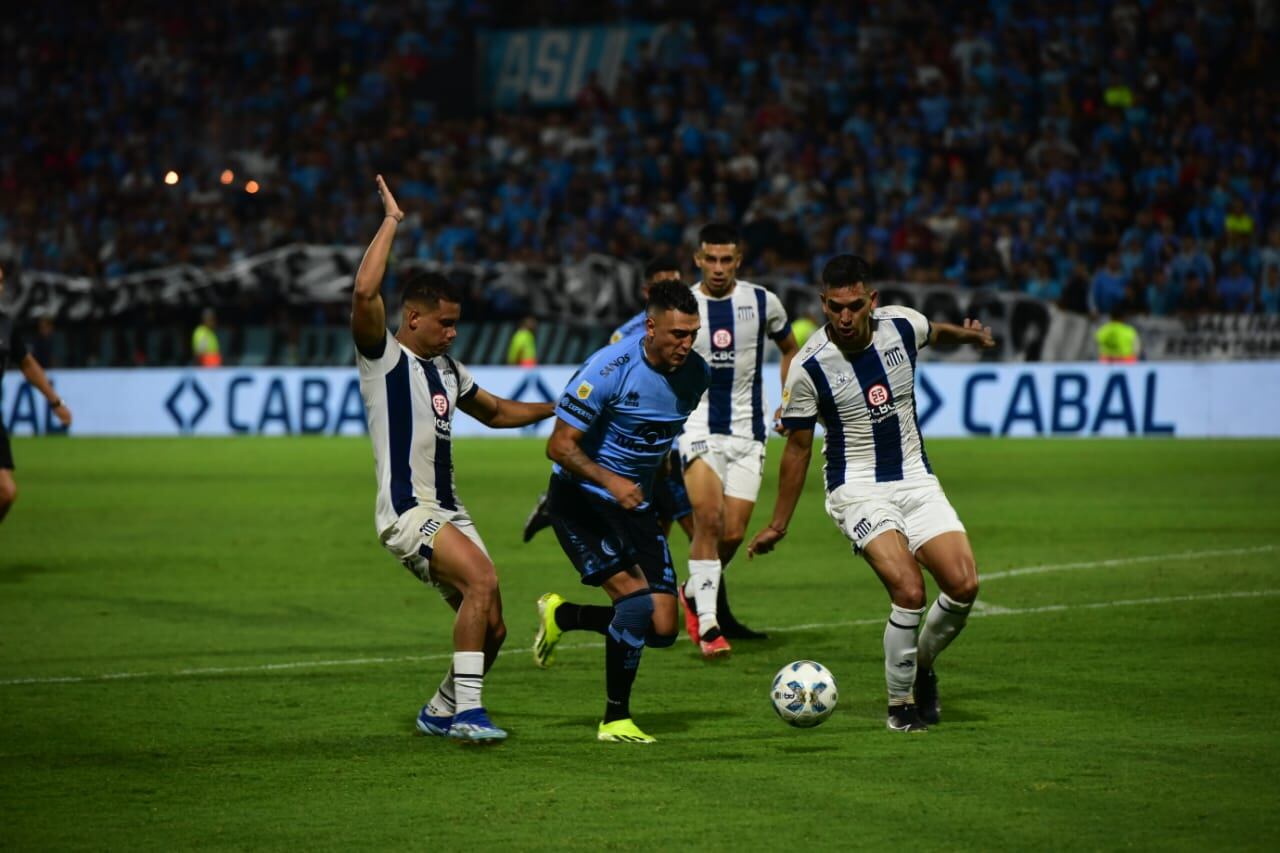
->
[[2, 0, 1279, 325]]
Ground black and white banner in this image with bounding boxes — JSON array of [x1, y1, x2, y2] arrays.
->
[[7, 248, 1273, 362]]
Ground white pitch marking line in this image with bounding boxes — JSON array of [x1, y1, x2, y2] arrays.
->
[[981, 544, 1275, 582], [2, 588, 1277, 688]]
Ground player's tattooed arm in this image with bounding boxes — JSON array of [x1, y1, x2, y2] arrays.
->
[[546, 419, 645, 509], [351, 174, 403, 354], [747, 427, 814, 558], [929, 319, 996, 349]]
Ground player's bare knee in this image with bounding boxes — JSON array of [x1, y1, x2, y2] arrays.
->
[[693, 508, 724, 538], [462, 568, 499, 607], [891, 580, 926, 610], [949, 574, 979, 603]]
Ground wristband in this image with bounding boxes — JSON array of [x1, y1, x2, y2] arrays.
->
[[384, 213, 403, 223]]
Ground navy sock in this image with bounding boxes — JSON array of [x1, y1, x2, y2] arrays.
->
[[604, 591, 653, 723], [554, 602, 612, 635]]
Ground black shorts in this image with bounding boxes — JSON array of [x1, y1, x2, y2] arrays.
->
[[0, 424, 12, 471], [652, 451, 692, 522], [546, 474, 677, 595]]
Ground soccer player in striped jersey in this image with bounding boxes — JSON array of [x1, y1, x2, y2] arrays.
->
[[522, 255, 694, 543], [747, 254, 993, 733], [353, 176, 555, 744], [678, 224, 800, 657]]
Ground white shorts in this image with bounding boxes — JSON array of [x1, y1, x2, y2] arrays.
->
[[825, 478, 966, 555], [379, 503, 490, 600], [678, 433, 766, 502]]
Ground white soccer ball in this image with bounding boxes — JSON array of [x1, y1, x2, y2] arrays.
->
[[771, 660, 839, 728]]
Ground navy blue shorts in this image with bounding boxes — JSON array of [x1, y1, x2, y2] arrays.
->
[[546, 474, 678, 595], [0, 424, 12, 471], [652, 451, 692, 522]]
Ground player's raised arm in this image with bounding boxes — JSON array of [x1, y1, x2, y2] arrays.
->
[[546, 418, 645, 510], [458, 388, 555, 428], [747, 426, 813, 557], [929, 318, 996, 349], [351, 174, 404, 355]]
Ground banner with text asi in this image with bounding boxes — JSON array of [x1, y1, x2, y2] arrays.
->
[[4, 363, 1279, 438], [478, 24, 693, 109]]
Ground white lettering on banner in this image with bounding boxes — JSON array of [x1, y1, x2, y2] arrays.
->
[[4, 364, 1279, 438]]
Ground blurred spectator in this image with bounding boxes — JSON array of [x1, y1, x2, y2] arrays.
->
[[506, 315, 537, 367], [193, 309, 222, 367], [1096, 308, 1141, 364]]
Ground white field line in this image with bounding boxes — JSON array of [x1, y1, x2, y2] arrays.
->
[[981, 544, 1275, 581], [2, 587, 1276, 688]]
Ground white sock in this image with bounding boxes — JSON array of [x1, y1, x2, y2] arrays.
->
[[687, 559, 722, 634], [452, 651, 485, 714], [918, 592, 973, 671], [884, 604, 925, 703], [425, 668, 456, 717]]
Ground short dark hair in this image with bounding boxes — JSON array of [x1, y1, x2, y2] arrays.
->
[[647, 279, 698, 316], [821, 254, 872, 289], [698, 223, 740, 247], [400, 270, 461, 309], [644, 255, 680, 282]]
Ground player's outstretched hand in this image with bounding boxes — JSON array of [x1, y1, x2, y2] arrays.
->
[[747, 525, 786, 559], [376, 174, 404, 223], [963, 318, 996, 348]]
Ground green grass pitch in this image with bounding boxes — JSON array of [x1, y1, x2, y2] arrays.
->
[[1, 436, 1278, 850]]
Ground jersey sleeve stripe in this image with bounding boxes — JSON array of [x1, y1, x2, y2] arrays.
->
[[768, 321, 792, 342], [802, 358, 846, 491], [781, 416, 817, 431], [385, 351, 419, 515], [890, 317, 918, 367]]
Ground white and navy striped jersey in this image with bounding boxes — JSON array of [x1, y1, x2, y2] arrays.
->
[[685, 280, 791, 442], [358, 329, 478, 534], [780, 307, 935, 489]]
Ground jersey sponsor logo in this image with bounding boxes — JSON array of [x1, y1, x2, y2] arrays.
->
[[435, 415, 452, 435], [431, 392, 449, 417], [601, 536, 619, 557], [622, 390, 640, 407], [884, 346, 906, 367], [865, 383, 897, 423], [830, 371, 853, 387], [559, 395, 595, 423], [712, 329, 733, 348], [599, 353, 631, 377], [576, 380, 594, 399], [737, 305, 756, 321], [615, 420, 679, 451], [710, 350, 736, 366]]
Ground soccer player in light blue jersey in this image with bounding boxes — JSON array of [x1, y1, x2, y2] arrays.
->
[[522, 256, 695, 542], [748, 254, 994, 733], [352, 176, 555, 744], [532, 280, 710, 743]]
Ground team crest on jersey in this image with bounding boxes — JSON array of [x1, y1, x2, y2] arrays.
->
[[431, 392, 449, 417], [577, 380, 594, 399], [883, 346, 906, 367], [737, 306, 755, 321], [712, 329, 733, 348]]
